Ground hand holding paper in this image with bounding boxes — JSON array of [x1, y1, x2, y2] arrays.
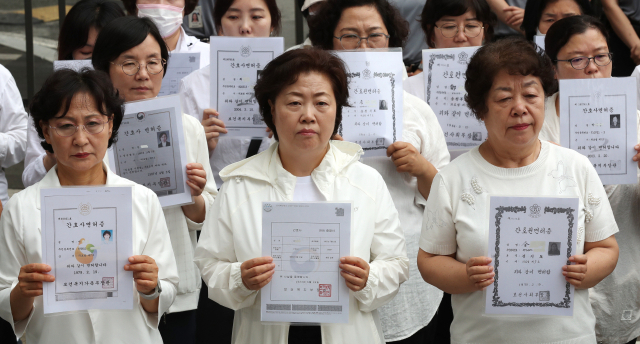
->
[[387, 141, 432, 178], [562, 255, 588, 288], [186, 163, 207, 196], [241, 256, 275, 291], [125, 255, 159, 295], [633, 144, 640, 169], [339, 256, 369, 292], [201, 108, 227, 152], [466, 257, 494, 291], [11, 264, 54, 321]]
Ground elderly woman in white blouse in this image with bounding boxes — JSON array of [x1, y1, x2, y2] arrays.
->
[[195, 48, 408, 344], [417, 37, 619, 344], [0, 69, 179, 344]]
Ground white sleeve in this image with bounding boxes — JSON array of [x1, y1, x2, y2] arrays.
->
[[0, 196, 35, 337], [183, 115, 218, 231], [0, 72, 27, 169], [194, 185, 258, 311], [137, 188, 179, 328], [179, 77, 202, 122], [22, 118, 48, 187], [581, 157, 619, 242], [353, 174, 409, 312], [419, 173, 457, 255]]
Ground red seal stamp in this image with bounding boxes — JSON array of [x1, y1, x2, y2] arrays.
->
[[102, 277, 114, 289], [319, 284, 331, 297]]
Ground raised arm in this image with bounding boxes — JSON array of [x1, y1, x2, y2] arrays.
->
[[602, 0, 640, 65]]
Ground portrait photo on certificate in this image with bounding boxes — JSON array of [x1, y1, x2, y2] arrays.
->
[[210, 36, 284, 137], [261, 202, 351, 324], [422, 46, 486, 154], [559, 77, 639, 185], [334, 49, 404, 157], [108, 95, 191, 207], [485, 196, 578, 316], [40, 187, 134, 314]]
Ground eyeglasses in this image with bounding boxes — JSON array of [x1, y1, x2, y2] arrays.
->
[[49, 117, 110, 137], [333, 33, 390, 50], [555, 53, 613, 70], [434, 22, 484, 39], [111, 58, 166, 76]]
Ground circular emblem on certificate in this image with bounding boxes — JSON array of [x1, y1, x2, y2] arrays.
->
[[240, 45, 252, 57], [263, 203, 272, 212], [457, 51, 469, 64], [529, 204, 541, 218], [78, 202, 93, 216], [362, 68, 371, 79], [136, 112, 146, 121]]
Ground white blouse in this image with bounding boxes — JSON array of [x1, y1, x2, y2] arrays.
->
[[420, 141, 618, 344], [0, 164, 179, 344]]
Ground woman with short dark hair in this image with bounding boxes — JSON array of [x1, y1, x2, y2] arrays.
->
[[121, 0, 210, 67], [0, 68, 179, 344], [541, 16, 640, 344], [404, 0, 496, 100], [520, 0, 592, 41], [23, 0, 124, 188], [308, 1, 451, 342], [92, 16, 217, 344], [418, 36, 619, 343], [57, 0, 125, 60], [195, 48, 409, 344]]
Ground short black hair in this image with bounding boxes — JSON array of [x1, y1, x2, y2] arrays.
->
[[521, 0, 593, 41], [92, 16, 169, 77], [308, 0, 409, 50], [103, 230, 112, 238], [465, 36, 556, 120], [213, 0, 282, 34], [254, 49, 349, 141], [29, 69, 124, 154], [121, 0, 199, 17], [57, 0, 125, 60], [420, 0, 496, 48], [545, 15, 608, 64]]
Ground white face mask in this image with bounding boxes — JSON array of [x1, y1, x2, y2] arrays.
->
[[137, 4, 184, 38]]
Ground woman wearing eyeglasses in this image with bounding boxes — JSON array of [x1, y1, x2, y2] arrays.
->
[[90, 16, 216, 344], [543, 16, 640, 344], [404, 0, 496, 99], [307, 1, 450, 343]]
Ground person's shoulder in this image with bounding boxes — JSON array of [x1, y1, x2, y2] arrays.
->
[[543, 141, 593, 170], [182, 65, 210, 87]]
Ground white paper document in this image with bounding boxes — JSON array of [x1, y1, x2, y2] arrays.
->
[[534, 35, 545, 51], [334, 49, 404, 157], [210, 37, 284, 137], [485, 196, 578, 316], [422, 47, 486, 153], [107, 95, 191, 207], [261, 202, 351, 324], [559, 77, 638, 185], [40, 187, 134, 314], [53, 60, 93, 72], [158, 52, 200, 97]]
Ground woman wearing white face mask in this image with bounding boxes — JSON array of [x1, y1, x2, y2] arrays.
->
[[122, 0, 210, 68]]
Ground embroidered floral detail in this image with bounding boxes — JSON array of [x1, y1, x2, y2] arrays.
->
[[425, 209, 445, 231], [584, 209, 593, 223], [588, 193, 601, 207], [235, 176, 243, 183], [461, 192, 475, 206], [548, 161, 577, 194], [471, 177, 483, 194], [577, 226, 585, 246]]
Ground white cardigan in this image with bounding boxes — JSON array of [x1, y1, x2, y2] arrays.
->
[[0, 163, 179, 344], [194, 141, 409, 344]]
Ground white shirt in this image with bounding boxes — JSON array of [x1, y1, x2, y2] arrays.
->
[[403, 72, 425, 102], [292, 176, 324, 202], [0, 163, 179, 344], [21, 114, 218, 314], [420, 141, 618, 344], [173, 27, 210, 69], [179, 65, 271, 186], [538, 92, 560, 144], [363, 91, 449, 341], [0, 64, 27, 204], [194, 141, 409, 344]]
